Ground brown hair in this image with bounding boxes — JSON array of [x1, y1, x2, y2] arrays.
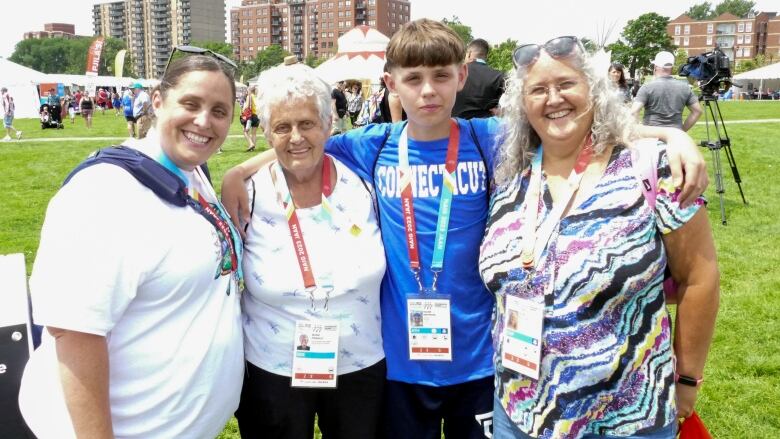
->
[[385, 19, 465, 70], [159, 55, 236, 110]]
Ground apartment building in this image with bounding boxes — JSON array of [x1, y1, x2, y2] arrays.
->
[[668, 12, 779, 64], [24, 23, 79, 40], [230, 0, 410, 63], [93, 0, 226, 79]]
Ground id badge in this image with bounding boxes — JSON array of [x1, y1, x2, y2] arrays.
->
[[291, 320, 340, 388], [407, 291, 452, 361], [500, 295, 544, 380]]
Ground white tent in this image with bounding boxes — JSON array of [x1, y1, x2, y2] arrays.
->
[[732, 61, 780, 94], [0, 57, 50, 118], [314, 26, 389, 86]]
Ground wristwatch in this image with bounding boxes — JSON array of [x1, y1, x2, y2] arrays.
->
[[675, 373, 704, 387]]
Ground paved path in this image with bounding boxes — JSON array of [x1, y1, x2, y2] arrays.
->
[[7, 120, 779, 143]]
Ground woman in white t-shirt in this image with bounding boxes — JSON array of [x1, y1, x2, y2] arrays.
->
[[235, 64, 386, 439], [19, 53, 244, 439]]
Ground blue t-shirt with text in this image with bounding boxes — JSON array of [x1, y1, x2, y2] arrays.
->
[[326, 117, 500, 386]]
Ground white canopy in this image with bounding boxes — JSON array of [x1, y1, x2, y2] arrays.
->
[[732, 61, 780, 92], [0, 57, 49, 118], [314, 26, 389, 86]]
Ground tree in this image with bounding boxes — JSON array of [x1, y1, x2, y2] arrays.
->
[[608, 13, 675, 79], [304, 53, 326, 68], [191, 41, 234, 59], [673, 48, 690, 76], [580, 38, 599, 55], [713, 0, 755, 18], [685, 2, 714, 20], [441, 16, 473, 46], [9, 36, 130, 76], [486, 39, 517, 73], [252, 44, 290, 76]]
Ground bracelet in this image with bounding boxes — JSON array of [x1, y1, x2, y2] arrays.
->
[[675, 373, 703, 387]]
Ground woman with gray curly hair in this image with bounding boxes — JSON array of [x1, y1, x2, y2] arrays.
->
[[479, 37, 719, 438], [234, 63, 387, 439]]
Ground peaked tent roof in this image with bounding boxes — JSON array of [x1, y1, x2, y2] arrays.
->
[[0, 57, 50, 86], [314, 26, 390, 85]]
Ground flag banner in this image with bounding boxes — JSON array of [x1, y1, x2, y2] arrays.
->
[[115, 49, 127, 78], [85, 37, 106, 77]]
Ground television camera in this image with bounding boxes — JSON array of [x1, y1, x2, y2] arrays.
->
[[678, 46, 746, 224], [678, 46, 732, 97]]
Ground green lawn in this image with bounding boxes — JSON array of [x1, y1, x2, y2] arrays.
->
[[1, 106, 778, 438]]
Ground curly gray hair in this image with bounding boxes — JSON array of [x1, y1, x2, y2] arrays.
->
[[493, 49, 639, 185], [254, 64, 332, 132]]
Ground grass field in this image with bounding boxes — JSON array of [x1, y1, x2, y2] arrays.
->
[[1, 101, 778, 438]]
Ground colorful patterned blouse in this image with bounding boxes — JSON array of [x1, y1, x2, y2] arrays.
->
[[479, 144, 704, 438]]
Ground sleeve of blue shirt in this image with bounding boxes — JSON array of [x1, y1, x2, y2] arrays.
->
[[461, 116, 503, 175], [324, 122, 396, 183]]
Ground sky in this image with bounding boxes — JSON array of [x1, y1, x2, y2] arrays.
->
[[2, 0, 777, 60]]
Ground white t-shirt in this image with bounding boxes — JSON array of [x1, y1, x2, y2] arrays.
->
[[132, 89, 150, 118], [242, 156, 386, 376], [18, 135, 244, 439]]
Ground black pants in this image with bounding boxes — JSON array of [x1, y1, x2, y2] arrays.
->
[[235, 359, 386, 439], [382, 376, 494, 439]]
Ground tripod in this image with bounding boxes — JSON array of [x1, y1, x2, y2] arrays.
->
[[699, 94, 747, 225]]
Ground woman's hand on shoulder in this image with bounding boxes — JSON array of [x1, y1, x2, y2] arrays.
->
[[635, 126, 708, 207]]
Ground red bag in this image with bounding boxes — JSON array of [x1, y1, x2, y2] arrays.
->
[[679, 411, 712, 439], [241, 106, 252, 121]]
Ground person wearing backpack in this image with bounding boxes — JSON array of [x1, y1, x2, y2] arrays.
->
[[19, 53, 243, 439]]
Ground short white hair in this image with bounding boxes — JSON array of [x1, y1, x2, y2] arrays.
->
[[255, 64, 332, 131]]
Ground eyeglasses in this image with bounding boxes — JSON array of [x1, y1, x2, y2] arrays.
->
[[524, 79, 581, 101], [512, 36, 582, 68], [163, 45, 238, 74]]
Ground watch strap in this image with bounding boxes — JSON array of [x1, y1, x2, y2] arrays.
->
[[675, 373, 704, 387]]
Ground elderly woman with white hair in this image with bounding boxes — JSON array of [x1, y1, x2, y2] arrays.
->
[[479, 37, 719, 438], [234, 64, 386, 439]]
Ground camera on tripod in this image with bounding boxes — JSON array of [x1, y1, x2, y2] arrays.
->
[[678, 47, 732, 98]]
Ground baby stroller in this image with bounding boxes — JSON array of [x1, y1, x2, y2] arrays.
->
[[39, 104, 64, 129]]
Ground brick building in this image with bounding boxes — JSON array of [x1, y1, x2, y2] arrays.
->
[[668, 12, 780, 64], [23, 23, 79, 40], [230, 0, 410, 63]]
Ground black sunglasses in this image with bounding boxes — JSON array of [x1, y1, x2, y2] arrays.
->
[[164, 45, 238, 74], [512, 36, 583, 68]]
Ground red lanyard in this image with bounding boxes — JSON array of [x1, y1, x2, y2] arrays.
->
[[520, 135, 594, 270], [278, 155, 333, 289], [399, 119, 460, 277]]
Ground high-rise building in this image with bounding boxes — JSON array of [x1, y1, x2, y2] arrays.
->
[[230, 0, 410, 63], [667, 12, 779, 64], [93, 0, 227, 79], [24, 23, 79, 40]]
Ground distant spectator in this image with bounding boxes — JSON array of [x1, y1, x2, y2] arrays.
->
[[608, 62, 632, 103], [122, 88, 136, 138], [632, 51, 702, 131], [452, 38, 505, 119], [346, 83, 363, 126], [1, 87, 22, 141], [132, 83, 151, 139], [331, 80, 348, 134], [79, 91, 95, 129]]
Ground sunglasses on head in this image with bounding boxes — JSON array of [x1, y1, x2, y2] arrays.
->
[[512, 36, 582, 68], [164, 45, 238, 74]]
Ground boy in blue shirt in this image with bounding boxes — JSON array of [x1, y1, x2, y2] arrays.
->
[[222, 19, 707, 439]]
